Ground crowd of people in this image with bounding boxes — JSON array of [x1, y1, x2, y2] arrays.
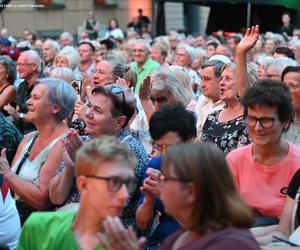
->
[[0, 8, 300, 250]]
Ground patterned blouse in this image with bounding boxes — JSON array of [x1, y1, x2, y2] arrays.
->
[[201, 110, 251, 154], [0, 112, 23, 164]]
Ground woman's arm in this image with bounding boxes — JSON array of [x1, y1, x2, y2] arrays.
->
[[236, 25, 259, 97], [4, 140, 64, 210], [0, 86, 16, 109]]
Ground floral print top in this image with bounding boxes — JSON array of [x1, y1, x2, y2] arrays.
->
[[200, 110, 251, 154]]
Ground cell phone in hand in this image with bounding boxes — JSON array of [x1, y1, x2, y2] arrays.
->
[[71, 80, 82, 95]]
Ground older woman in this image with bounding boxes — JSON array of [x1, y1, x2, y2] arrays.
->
[[0, 78, 76, 225], [174, 44, 201, 95], [99, 142, 260, 250], [138, 67, 193, 123], [0, 55, 17, 111], [227, 80, 300, 226], [200, 62, 256, 154]]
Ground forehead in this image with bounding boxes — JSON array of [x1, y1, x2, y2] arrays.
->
[[155, 131, 183, 145], [201, 66, 215, 76], [247, 105, 278, 117], [95, 159, 134, 177], [32, 84, 48, 95], [79, 44, 92, 51], [90, 93, 113, 108], [177, 48, 187, 54], [283, 71, 300, 82], [96, 61, 114, 71], [134, 43, 147, 50], [222, 67, 234, 75]]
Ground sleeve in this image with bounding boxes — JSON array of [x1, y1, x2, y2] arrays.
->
[[287, 169, 300, 199], [17, 214, 37, 250], [226, 152, 240, 192]]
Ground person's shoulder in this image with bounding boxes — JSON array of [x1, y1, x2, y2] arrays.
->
[[145, 58, 160, 69], [26, 211, 75, 225], [226, 144, 252, 160], [210, 228, 260, 250]]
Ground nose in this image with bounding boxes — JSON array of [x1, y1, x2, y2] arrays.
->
[[85, 107, 93, 118], [117, 183, 129, 202], [26, 98, 32, 106], [254, 120, 263, 131]]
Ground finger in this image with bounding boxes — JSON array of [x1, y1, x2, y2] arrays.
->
[[245, 27, 250, 36], [1, 148, 6, 159]]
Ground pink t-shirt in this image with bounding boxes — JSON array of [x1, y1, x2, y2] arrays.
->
[[226, 143, 300, 217]]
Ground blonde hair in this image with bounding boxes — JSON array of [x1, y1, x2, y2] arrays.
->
[[75, 136, 136, 177]]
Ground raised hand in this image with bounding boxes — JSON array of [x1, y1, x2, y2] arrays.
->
[[237, 25, 260, 52], [138, 76, 151, 101], [64, 129, 83, 162], [99, 216, 145, 250], [0, 149, 11, 174]]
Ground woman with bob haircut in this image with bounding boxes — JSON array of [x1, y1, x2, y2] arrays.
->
[[98, 142, 260, 250], [227, 80, 300, 227], [0, 78, 77, 225]]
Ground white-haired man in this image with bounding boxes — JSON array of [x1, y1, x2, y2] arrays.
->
[[130, 39, 160, 95]]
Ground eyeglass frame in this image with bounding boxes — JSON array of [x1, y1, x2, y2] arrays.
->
[[245, 115, 275, 129], [85, 175, 137, 194], [159, 174, 189, 187], [150, 95, 169, 104]]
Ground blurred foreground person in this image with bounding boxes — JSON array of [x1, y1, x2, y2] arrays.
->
[[0, 78, 76, 225], [17, 136, 136, 250], [98, 143, 260, 250]]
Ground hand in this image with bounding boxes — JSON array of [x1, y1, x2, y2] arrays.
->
[[64, 129, 83, 162], [74, 97, 86, 120], [237, 25, 259, 53], [3, 104, 20, 120], [99, 216, 145, 250], [140, 168, 161, 200], [116, 77, 128, 87], [139, 76, 151, 101], [0, 149, 11, 175]]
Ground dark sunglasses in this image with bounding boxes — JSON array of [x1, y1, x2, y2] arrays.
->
[[150, 96, 168, 104], [86, 175, 137, 194]]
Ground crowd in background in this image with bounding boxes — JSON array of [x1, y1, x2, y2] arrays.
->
[[0, 8, 300, 250]]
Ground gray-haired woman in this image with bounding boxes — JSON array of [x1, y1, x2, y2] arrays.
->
[[0, 78, 76, 225], [0, 55, 17, 110]]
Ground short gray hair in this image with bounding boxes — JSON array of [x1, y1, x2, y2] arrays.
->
[[54, 46, 80, 70], [267, 57, 297, 76], [50, 67, 75, 83], [0, 55, 16, 84], [39, 77, 76, 120], [177, 44, 196, 67], [60, 32, 74, 43], [134, 39, 151, 52], [150, 68, 192, 106], [21, 50, 42, 72], [44, 38, 61, 52]]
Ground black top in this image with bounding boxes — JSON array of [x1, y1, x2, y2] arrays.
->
[[288, 169, 300, 199]]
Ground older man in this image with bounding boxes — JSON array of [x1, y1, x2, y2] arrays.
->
[[49, 84, 149, 235], [195, 60, 225, 136], [130, 39, 160, 95], [42, 39, 60, 75], [4, 50, 42, 134], [59, 32, 74, 48], [17, 136, 136, 250]]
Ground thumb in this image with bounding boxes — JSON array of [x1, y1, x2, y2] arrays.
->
[[1, 148, 6, 159], [138, 237, 146, 248]]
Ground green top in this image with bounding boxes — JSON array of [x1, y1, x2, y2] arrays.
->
[[131, 58, 160, 95], [17, 211, 104, 250]]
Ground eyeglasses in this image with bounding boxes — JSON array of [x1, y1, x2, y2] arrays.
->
[[159, 174, 187, 187], [266, 74, 279, 79], [245, 115, 275, 129], [16, 63, 34, 67], [93, 85, 126, 105], [86, 175, 137, 194], [150, 96, 168, 104]]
